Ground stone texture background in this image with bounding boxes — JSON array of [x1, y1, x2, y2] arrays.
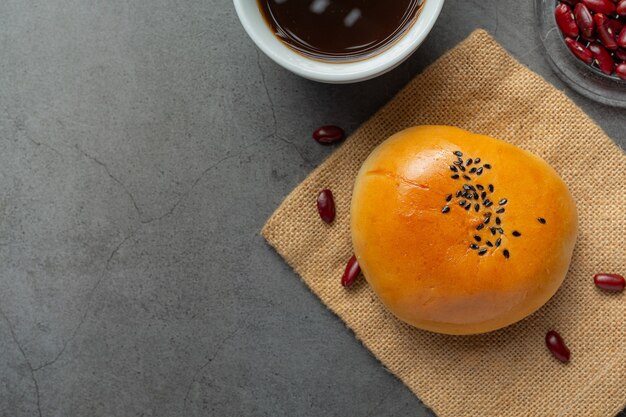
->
[[0, 1, 623, 416]]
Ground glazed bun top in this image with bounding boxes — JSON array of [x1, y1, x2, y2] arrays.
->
[[350, 126, 577, 335]]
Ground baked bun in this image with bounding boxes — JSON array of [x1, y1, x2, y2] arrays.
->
[[350, 126, 577, 335]]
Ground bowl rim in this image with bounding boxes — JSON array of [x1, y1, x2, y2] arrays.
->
[[233, 0, 445, 83]]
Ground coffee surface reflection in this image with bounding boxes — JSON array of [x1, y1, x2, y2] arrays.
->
[[257, 0, 424, 61]]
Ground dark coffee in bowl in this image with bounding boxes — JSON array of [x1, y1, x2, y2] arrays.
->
[[257, 0, 424, 61]]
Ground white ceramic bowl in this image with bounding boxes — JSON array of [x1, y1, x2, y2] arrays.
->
[[234, 0, 445, 84]]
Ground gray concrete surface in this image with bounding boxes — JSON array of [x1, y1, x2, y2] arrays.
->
[[0, 0, 624, 416]]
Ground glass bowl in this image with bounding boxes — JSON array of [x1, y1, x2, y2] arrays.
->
[[535, 0, 626, 107]]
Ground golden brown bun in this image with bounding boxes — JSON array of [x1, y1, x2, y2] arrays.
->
[[351, 126, 577, 335]]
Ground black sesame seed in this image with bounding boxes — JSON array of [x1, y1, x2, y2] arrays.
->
[[512, 231, 521, 237], [484, 216, 491, 224], [473, 192, 479, 200], [446, 195, 452, 203], [450, 165, 458, 172], [476, 224, 485, 231], [488, 184, 494, 193], [451, 174, 459, 179], [481, 191, 487, 200], [496, 208, 505, 214], [459, 165, 466, 172], [538, 217, 546, 224], [484, 200, 493, 207], [441, 206, 450, 213], [474, 203, 480, 212], [484, 164, 492, 169], [463, 185, 471, 190], [484, 212, 492, 218], [478, 249, 488, 256], [499, 199, 508, 206], [476, 167, 483, 175], [497, 228, 504, 234], [474, 158, 481, 163], [468, 185, 476, 191], [486, 241, 493, 247], [490, 227, 497, 235], [470, 243, 479, 250], [469, 167, 477, 173], [463, 175, 471, 180], [454, 151, 463, 157], [464, 203, 471, 211], [474, 235, 482, 242], [466, 159, 473, 166], [495, 217, 501, 225], [503, 249, 510, 259], [456, 190, 462, 197], [453, 160, 462, 165], [495, 238, 501, 247], [459, 200, 466, 206], [476, 184, 484, 190]]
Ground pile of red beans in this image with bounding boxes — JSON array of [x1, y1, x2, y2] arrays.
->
[[555, 0, 626, 79]]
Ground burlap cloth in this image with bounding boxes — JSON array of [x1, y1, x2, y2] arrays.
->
[[262, 30, 626, 417]]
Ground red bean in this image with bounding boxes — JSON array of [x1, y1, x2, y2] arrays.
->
[[316, 189, 336, 223], [588, 42, 616, 73], [615, 47, 626, 60], [556, 4, 580, 37], [582, 0, 617, 14], [617, 62, 626, 79], [618, 0, 626, 15], [594, 13, 619, 49], [312, 125, 345, 144], [545, 330, 571, 363], [341, 255, 361, 287], [618, 26, 626, 48], [608, 18, 624, 37], [594, 273, 626, 291], [564, 37, 594, 63], [575, 3, 595, 38], [578, 34, 596, 43]]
